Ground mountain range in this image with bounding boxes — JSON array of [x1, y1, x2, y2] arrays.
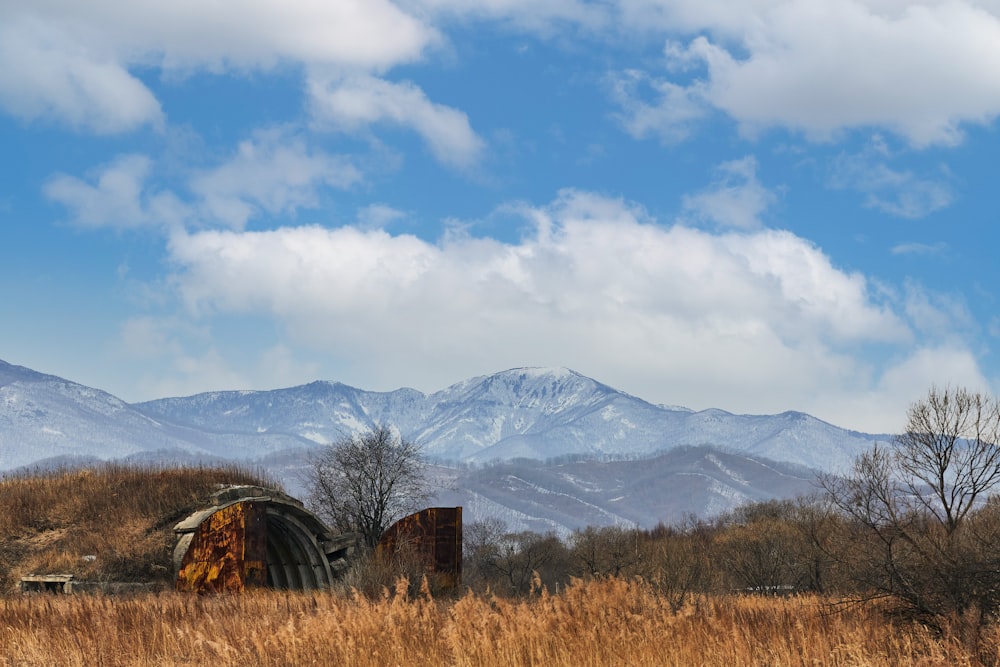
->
[[0, 359, 884, 532]]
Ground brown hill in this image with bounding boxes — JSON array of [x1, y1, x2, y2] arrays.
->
[[0, 464, 276, 592]]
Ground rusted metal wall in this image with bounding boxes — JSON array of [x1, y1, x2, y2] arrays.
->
[[377, 507, 462, 590], [176, 501, 267, 593], [173, 487, 445, 594]]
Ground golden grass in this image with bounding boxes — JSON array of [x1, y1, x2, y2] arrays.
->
[[0, 578, 993, 667]]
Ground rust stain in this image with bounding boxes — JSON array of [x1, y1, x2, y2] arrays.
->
[[176, 501, 267, 593], [377, 507, 462, 590]]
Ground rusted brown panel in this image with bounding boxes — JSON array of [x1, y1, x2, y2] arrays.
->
[[377, 507, 462, 590], [242, 501, 268, 588], [176, 501, 267, 593], [435, 507, 461, 584]]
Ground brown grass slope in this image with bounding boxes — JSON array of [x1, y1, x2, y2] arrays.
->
[[0, 464, 276, 591]]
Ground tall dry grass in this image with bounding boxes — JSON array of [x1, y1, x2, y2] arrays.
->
[[0, 578, 994, 667]]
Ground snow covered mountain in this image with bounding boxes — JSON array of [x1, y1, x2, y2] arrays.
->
[[135, 366, 881, 472], [0, 359, 885, 529]]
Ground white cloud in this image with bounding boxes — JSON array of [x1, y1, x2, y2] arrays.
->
[[0, 1, 435, 131], [121, 316, 322, 399], [0, 18, 163, 133], [152, 188, 983, 432], [815, 345, 992, 434], [407, 0, 609, 33], [308, 74, 486, 168], [617, 0, 786, 37], [356, 204, 408, 230], [46, 131, 360, 230], [9, 0, 1000, 150], [682, 156, 776, 229], [191, 128, 362, 229], [614, 0, 1000, 147], [891, 241, 948, 256], [608, 69, 707, 144], [6, 1, 434, 71], [829, 144, 954, 218], [902, 281, 975, 340], [43, 155, 187, 229]]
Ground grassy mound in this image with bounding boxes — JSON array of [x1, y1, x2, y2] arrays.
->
[[0, 463, 277, 592]]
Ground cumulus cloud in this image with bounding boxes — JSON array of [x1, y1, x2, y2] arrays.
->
[[190, 128, 362, 229], [149, 188, 986, 432], [682, 156, 776, 228], [308, 73, 486, 168], [6, 0, 434, 71], [45, 131, 359, 230], [0, 1, 435, 131], [608, 69, 707, 144], [0, 19, 163, 133], [613, 0, 1000, 147], [44, 155, 189, 229]]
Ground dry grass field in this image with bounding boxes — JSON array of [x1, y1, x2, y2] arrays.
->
[[1, 465, 997, 665], [0, 578, 994, 667]]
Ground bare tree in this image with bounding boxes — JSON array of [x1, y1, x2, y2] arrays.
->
[[465, 521, 570, 595], [895, 387, 1000, 533], [639, 522, 713, 612], [307, 424, 431, 549], [463, 517, 509, 591], [823, 386, 1000, 635], [570, 526, 645, 578]]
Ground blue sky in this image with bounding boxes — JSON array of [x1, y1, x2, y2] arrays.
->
[[2, 0, 1000, 433]]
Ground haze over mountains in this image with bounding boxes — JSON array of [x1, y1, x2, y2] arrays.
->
[[0, 359, 884, 532]]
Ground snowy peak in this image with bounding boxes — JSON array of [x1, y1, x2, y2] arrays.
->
[[432, 367, 616, 412], [430, 368, 620, 415], [407, 367, 638, 461]]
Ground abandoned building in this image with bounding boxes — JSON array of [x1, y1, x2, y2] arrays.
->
[[172, 485, 462, 594], [173, 485, 358, 593]]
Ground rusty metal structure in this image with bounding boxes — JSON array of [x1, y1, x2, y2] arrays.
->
[[173, 486, 463, 594], [377, 507, 462, 591], [174, 485, 355, 593]]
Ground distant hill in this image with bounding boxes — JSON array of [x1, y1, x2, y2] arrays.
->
[[426, 446, 819, 534]]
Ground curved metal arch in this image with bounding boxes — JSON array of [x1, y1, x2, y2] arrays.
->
[[173, 485, 351, 593], [264, 509, 335, 590]]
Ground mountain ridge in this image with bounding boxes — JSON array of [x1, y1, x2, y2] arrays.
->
[[134, 365, 881, 471], [0, 359, 884, 531]]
